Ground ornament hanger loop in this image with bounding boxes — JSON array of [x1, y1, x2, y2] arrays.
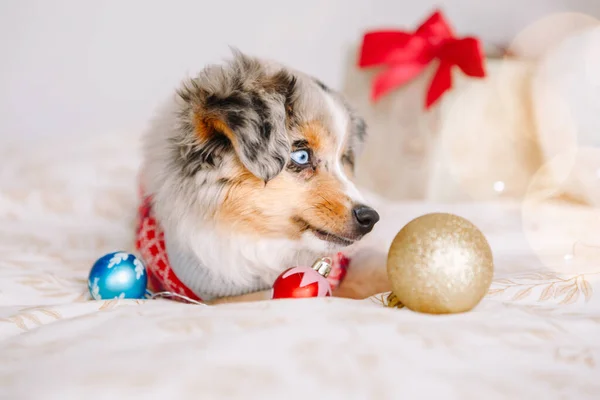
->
[[148, 291, 208, 306]]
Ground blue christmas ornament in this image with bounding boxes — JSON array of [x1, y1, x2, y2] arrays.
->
[[88, 252, 148, 300]]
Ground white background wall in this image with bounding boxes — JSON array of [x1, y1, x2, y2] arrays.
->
[[1, 0, 599, 139]]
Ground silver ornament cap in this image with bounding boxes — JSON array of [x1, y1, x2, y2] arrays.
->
[[310, 257, 332, 278]]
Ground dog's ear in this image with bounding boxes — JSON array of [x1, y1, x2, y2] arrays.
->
[[180, 51, 296, 182]]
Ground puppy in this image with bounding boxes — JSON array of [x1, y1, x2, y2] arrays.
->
[[139, 50, 379, 302]]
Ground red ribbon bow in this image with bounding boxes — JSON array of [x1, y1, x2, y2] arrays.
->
[[358, 10, 486, 109]]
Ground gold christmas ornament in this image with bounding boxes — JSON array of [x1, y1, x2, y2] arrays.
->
[[387, 213, 494, 314]]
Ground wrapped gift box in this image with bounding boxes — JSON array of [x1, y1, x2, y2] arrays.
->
[[343, 56, 543, 203], [343, 11, 599, 207]]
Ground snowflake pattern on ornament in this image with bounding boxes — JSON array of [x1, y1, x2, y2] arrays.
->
[[107, 252, 130, 269], [89, 277, 100, 300], [133, 258, 145, 280]]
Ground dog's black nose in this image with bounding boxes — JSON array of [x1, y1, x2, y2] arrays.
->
[[352, 205, 380, 235]]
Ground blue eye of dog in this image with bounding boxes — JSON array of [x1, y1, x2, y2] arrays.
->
[[290, 150, 310, 165]]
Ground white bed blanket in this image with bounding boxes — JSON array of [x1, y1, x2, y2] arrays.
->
[[1, 132, 599, 399]]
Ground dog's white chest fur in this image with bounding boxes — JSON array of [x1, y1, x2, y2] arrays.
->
[[164, 227, 329, 299]]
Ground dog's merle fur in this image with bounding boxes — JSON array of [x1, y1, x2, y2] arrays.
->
[[141, 50, 373, 299]]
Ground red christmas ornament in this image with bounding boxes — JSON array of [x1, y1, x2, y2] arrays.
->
[[271, 257, 333, 299]]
